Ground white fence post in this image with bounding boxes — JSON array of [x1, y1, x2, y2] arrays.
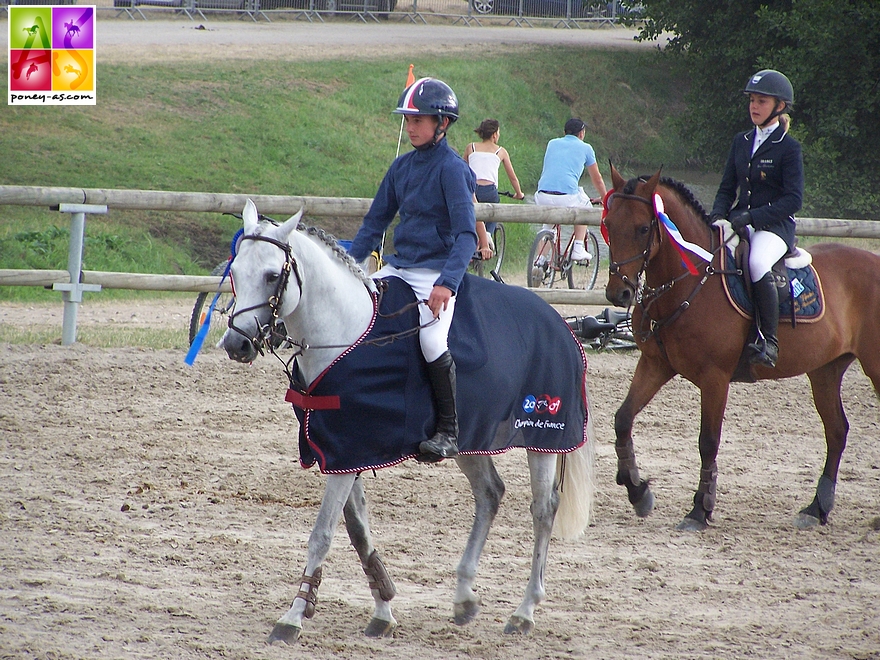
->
[[51, 203, 107, 345]]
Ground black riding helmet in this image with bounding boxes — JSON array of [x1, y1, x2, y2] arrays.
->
[[394, 77, 459, 148], [743, 69, 794, 105], [743, 69, 793, 127]]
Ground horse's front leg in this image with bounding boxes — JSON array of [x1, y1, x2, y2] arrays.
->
[[504, 452, 559, 635], [615, 354, 676, 518], [268, 473, 357, 645], [677, 376, 730, 532], [341, 475, 397, 637], [452, 455, 505, 628]]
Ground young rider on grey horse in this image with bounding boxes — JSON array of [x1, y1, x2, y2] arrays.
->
[[348, 77, 477, 462]]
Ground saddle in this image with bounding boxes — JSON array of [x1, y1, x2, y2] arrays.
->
[[715, 223, 825, 325]]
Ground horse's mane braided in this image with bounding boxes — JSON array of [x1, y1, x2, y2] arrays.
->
[[626, 175, 710, 225], [297, 224, 373, 286], [253, 217, 373, 286]]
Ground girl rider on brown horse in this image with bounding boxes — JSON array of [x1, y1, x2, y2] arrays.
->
[[710, 69, 804, 368]]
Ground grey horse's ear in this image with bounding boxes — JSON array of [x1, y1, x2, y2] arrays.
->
[[279, 208, 303, 239], [243, 199, 259, 233]]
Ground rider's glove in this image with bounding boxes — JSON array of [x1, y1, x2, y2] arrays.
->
[[709, 213, 726, 224], [728, 209, 752, 232]]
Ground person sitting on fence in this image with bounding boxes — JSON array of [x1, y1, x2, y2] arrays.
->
[[710, 69, 804, 369], [464, 118, 525, 261], [534, 117, 607, 263], [348, 77, 477, 462]]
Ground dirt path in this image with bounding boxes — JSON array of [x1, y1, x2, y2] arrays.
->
[[0, 17, 654, 64], [1, 299, 879, 659]]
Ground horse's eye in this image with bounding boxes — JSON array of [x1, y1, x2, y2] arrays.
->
[[639, 225, 650, 236], [266, 272, 280, 285]]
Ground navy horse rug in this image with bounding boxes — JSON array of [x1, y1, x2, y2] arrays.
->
[[287, 274, 590, 474], [719, 243, 825, 323]]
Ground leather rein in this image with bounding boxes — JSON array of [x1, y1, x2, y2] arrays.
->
[[226, 233, 432, 363]]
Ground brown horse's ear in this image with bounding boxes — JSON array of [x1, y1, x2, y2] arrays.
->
[[642, 167, 663, 197], [610, 163, 626, 191]]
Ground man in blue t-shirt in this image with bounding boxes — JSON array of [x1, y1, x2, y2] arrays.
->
[[349, 78, 477, 463], [535, 118, 607, 262]]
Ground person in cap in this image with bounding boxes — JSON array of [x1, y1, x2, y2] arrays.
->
[[534, 117, 607, 263], [348, 77, 477, 462], [710, 69, 804, 368]]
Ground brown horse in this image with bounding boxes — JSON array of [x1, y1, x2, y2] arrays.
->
[[602, 165, 880, 531]]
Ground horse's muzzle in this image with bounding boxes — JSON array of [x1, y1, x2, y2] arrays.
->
[[221, 329, 259, 364], [606, 282, 633, 308]]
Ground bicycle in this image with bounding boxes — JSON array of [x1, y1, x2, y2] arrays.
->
[[188, 259, 236, 347], [527, 221, 600, 290], [467, 190, 517, 282], [566, 307, 637, 352]]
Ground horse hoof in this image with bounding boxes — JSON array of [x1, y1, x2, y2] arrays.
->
[[794, 512, 820, 530], [634, 488, 655, 518], [364, 617, 395, 638], [453, 599, 480, 626], [675, 517, 708, 532], [267, 622, 302, 645], [503, 614, 534, 635]]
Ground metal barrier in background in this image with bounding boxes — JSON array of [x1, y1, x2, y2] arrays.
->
[[101, 0, 641, 25]]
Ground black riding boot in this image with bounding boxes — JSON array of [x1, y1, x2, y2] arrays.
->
[[419, 351, 459, 462], [748, 273, 780, 368]]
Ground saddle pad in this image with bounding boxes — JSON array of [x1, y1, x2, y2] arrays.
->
[[720, 246, 825, 322], [289, 274, 590, 474]]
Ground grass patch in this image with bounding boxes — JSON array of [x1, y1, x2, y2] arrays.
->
[[1, 47, 687, 301]]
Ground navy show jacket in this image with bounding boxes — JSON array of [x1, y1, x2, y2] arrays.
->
[[711, 124, 804, 249]]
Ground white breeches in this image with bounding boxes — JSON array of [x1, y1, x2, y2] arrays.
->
[[372, 264, 455, 363], [746, 228, 788, 282]]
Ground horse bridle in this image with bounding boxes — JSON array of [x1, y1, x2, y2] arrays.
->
[[604, 191, 660, 297], [226, 233, 303, 354], [225, 233, 434, 362], [604, 189, 718, 342]]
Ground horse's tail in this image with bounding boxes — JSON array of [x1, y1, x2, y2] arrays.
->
[[552, 394, 596, 540]]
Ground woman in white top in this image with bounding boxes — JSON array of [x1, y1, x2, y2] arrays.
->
[[464, 119, 525, 259]]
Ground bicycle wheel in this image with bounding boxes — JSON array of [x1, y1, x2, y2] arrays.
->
[[567, 230, 601, 290], [472, 223, 506, 280], [189, 261, 235, 347], [527, 230, 557, 288], [491, 223, 506, 280]]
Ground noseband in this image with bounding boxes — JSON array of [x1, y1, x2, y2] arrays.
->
[[227, 234, 303, 353]]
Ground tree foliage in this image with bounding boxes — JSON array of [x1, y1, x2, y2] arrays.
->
[[632, 0, 880, 218]]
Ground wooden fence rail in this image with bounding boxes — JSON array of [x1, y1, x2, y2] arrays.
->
[[1, 185, 877, 343]]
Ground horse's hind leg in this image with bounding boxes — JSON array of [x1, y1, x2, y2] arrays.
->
[[452, 455, 505, 627], [798, 355, 856, 528], [342, 475, 397, 637], [615, 355, 676, 518], [268, 473, 357, 645], [504, 451, 559, 635]]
